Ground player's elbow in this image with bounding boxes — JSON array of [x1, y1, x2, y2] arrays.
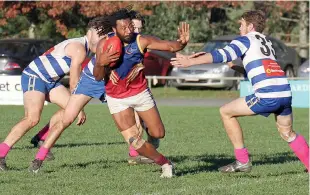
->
[[168, 43, 185, 53]]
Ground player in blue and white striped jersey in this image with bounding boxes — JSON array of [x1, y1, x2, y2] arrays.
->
[[171, 10, 309, 173], [0, 17, 108, 171]]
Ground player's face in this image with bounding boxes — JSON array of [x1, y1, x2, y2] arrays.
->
[[89, 29, 106, 53], [132, 19, 143, 33], [239, 18, 254, 36], [114, 18, 134, 43], [238, 19, 247, 36]]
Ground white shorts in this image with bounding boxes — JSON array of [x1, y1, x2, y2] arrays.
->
[[106, 89, 156, 114]]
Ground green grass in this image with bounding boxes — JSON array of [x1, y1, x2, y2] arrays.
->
[[150, 87, 239, 99], [0, 105, 308, 195]]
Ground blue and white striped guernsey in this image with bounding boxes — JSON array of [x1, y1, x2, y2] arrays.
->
[[83, 54, 97, 80], [83, 32, 115, 80], [211, 31, 291, 99], [24, 36, 90, 83]]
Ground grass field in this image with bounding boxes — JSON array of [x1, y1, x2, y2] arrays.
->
[[0, 104, 308, 195], [150, 87, 239, 99]]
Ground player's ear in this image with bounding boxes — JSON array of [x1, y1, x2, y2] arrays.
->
[[247, 23, 254, 31], [112, 27, 117, 33]]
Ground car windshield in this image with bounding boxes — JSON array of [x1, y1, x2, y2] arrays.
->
[[202, 41, 231, 52], [0, 42, 30, 57]]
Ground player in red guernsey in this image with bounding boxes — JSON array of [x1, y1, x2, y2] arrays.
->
[[29, 10, 158, 165], [92, 8, 189, 178]]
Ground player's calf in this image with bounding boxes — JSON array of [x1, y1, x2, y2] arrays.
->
[[278, 123, 310, 171], [277, 122, 296, 142], [121, 125, 173, 177]]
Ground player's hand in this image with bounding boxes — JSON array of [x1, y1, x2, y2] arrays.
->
[[177, 22, 190, 45], [170, 57, 192, 68], [175, 52, 189, 59], [76, 110, 86, 126], [97, 45, 120, 67], [175, 51, 205, 60], [189, 52, 206, 58]]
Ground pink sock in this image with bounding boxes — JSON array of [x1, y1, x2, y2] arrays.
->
[[234, 148, 249, 164], [289, 135, 309, 171], [0, 143, 10, 158], [37, 124, 49, 141], [154, 154, 170, 166], [129, 146, 139, 157], [35, 146, 49, 161]]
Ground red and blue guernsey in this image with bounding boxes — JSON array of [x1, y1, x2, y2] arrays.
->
[[105, 33, 147, 98]]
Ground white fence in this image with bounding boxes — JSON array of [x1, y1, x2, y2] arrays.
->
[[145, 76, 309, 89]]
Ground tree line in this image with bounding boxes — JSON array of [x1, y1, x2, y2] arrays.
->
[[0, 1, 308, 57]]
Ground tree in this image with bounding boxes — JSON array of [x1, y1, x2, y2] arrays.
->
[[0, 1, 156, 40], [0, 1, 307, 58], [298, 1, 309, 58]]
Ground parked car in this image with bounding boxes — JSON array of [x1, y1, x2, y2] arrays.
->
[[143, 50, 175, 86], [0, 39, 55, 76], [297, 59, 309, 78], [171, 35, 301, 90]]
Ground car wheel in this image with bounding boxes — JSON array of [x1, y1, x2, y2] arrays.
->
[[285, 66, 295, 78], [176, 86, 190, 90]]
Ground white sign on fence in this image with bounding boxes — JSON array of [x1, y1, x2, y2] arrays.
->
[[0, 76, 50, 105], [0, 76, 24, 105]]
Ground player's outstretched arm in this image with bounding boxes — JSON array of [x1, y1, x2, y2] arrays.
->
[[171, 53, 213, 67], [139, 22, 189, 52], [171, 36, 250, 68], [66, 42, 87, 93]]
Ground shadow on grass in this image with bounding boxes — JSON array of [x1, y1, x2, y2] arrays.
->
[[60, 160, 112, 169], [13, 141, 126, 150], [168, 152, 300, 176], [58, 159, 126, 170], [54, 141, 126, 148]]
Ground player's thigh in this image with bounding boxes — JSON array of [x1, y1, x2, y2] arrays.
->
[[112, 107, 136, 131], [220, 97, 255, 118], [23, 90, 46, 121], [21, 73, 46, 118], [63, 94, 92, 124], [49, 85, 71, 109], [137, 106, 165, 137]]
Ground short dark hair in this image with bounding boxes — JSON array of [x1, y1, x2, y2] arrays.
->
[[87, 15, 112, 36], [129, 10, 145, 26], [108, 7, 132, 28], [241, 10, 266, 33]]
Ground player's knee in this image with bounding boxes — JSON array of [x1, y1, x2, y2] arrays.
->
[[24, 115, 40, 127], [219, 106, 230, 118], [121, 125, 140, 143], [150, 130, 165, 139], [277, 122, 296, 142], [121, 125, 146, 150], [147, 126, 165, 139], [62, 117, 74, 128], [129, 136, 145, 150]]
